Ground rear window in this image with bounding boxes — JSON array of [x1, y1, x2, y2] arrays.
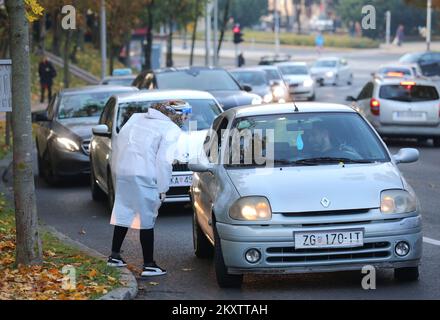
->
[[379, 85, 439, 102]]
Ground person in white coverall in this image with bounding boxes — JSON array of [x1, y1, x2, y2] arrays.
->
[[107, 101, 188, 277]]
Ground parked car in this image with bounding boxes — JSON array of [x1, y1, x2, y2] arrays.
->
[[230, 67, 290, 103], [100, 75, 136, 86], [33, 85, 138, 184], [132, 67, 262, 110], [346, 78, 440, 146], [90, 90, 223, 209], [399, 52, 440, 77], [310, 57, 353, 86], [276, 62, 316, 101], [258, 54, 291, 66], [189, 102, 421, 288]]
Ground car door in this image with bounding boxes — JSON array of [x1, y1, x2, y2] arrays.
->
[[37, 94, 58, 157], [195, 116, 229, 238]]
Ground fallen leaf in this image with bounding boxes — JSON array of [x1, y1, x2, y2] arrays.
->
[[87, 269, 98, 279], [149, 282, 159, 286]]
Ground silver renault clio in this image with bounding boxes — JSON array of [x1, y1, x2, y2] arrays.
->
[[189, 103, 422, 288]]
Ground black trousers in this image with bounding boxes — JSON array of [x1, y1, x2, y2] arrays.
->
[[111, 226, 154, 265], [40, 83, 52, 103]]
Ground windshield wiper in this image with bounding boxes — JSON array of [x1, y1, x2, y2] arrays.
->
[[294, 157, 374, 165]]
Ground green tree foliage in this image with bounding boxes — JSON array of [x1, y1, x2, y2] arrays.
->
[[227, 0, 268, 28]]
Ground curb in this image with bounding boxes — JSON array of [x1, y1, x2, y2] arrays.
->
[[43, 225, 138, 300]]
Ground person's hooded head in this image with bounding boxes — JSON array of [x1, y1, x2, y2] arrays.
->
[[150, 100, 192, 128]]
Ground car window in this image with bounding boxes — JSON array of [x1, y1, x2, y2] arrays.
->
[[357, 82, 374, 100], [379, 84, 439, 102], [105, 98, 116, 131], [155, 69, 241, 91], [231, 71, 268, 86], [116, 99, 222, 133], [47, 94, 57, 120], [224, 112, 389, 167], [58, 91, 127, 119], [99, 99, 111, 125]]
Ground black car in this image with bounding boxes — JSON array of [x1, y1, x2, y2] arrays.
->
[[399, 51, 440, 77], [132, 66, 262, 110], [33, 85, 138, 184]]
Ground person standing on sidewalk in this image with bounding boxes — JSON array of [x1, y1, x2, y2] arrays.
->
[[315, 32, 325, 56], [38, 55, 56, 103], [107, 101, 189, 277], [394, 24, 405, 47]]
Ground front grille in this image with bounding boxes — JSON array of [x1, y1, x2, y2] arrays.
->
[[82, 140, 91, 155], [281, 208, 371, 217], [173, 162, 190, 172], [266, 242, 391, 264]]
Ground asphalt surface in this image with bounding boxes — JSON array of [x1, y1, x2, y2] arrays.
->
[[33, 50, 440, 299]]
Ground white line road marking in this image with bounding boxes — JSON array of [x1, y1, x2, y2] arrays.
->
[[423, 237, 440, 246]]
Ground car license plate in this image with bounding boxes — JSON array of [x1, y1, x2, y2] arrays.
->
[[294, 229, 364, 249], [393, 111, 427, 121], [170, 175, 192, 187]]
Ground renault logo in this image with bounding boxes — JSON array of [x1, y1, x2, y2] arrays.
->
[[321, 197, 331, 208]]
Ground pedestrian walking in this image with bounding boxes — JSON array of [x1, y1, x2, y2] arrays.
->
[[38, 55, 57, 103], [107, 101, 190, 277], [238, 52, 245, 67], [394, 24, 405, 47], [315, 32, 325, 55]]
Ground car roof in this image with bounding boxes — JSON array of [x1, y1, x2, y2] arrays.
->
[[229, 68, 266, 74], [115, 90, 218, 103], [103, 75, 136, 80], [60, 85, 138, 95], [275, 61, 308, 66], [225, 102, 356, 118], [315, 57, 340, 61], [153, 66, 226, 74]]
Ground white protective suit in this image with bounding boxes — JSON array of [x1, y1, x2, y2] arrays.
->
[[110, 109, 182, 230]]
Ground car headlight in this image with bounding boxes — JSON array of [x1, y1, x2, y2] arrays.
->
[[303, 79, 314, 87], [251, 96, 263, 105], [272, 86, 285, 98], [229, 196, 272, 221], [263, 93, 273, 103], [56, 137, 80, 152], [326, 71, 334, 77], [380, 190, 417, 214]]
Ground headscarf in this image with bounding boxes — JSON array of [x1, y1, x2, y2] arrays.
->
[[150, 100, 191, 128]]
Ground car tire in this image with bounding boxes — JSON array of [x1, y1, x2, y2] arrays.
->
[[193, 211, 214, 259], [42, 151, 60, 186], [394, 266, 419, 282], [433, 137, 440, 148], [90, 162, 106, 201], [107, 170, 115, 213], [214, 223, 243, 288]]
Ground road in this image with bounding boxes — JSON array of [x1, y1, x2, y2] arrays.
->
[[33, 49, 440, 299]]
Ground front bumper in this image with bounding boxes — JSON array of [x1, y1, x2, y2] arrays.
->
[[217, 215, 422, 275], [289, 85, 314, 100], [51, 146, 90, 176]]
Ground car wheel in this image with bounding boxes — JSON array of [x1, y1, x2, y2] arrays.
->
[[107, 170, 115, 213], [394, 266, 419, 282], [433, 137, 440, 147], [214, 223, 243, 288], [193, 211, 214, 259], [42, 151, 60, 186], [90, 162, 106, 201], [347, 74, 353, 85]]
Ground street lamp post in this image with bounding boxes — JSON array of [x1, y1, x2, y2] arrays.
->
[[385, 11, 391, 45], [427, 0, 432, 51], [274, 0, 280, 55], [100, 0, 107, 79]]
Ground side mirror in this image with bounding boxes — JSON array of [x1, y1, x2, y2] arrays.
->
[[346, 96, 357, 102], [242, 84, 253, 92], [393, 148, 419, 164], [92, 124, 111, 138], [32, 110, 49, 122], [188, 162, 215, 173]]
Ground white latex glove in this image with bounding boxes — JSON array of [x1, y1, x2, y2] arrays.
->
[[160, 193, 166, 202]]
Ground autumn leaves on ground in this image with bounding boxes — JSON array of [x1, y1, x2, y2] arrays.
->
[[0, 196, 122, 300]]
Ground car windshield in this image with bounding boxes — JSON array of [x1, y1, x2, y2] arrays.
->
[[116, 99, 222, 133], [263, 69, 282, 81], [231, 71, 268, 86], [58, 91, 127, 119], [379, 85, 439, 102], [156, 69, 241, 91], [224, 112, 389, 167], [279, 65, 308, 75], [314, 60, 337, 68]]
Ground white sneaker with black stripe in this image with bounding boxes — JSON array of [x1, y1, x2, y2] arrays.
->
[[141, 262, 167, 277], [107, 256, 127, 267]]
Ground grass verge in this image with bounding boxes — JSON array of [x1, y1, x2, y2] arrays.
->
[[0, 195, 121, 300], [0, 120, 11, 161]]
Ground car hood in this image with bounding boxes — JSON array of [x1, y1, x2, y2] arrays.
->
[[283, 74, 310, 84], [226, 162, 403, 213], [248, 85, 271, 98], [310, 67, 335, 75], [57, 117, 100, 140], [210, 90, 260, 110]]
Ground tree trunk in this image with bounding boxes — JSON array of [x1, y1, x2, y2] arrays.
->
[[5, 0, 42, 266], [166, 19, 174, 67], [63, 31, 71, 88], [52, 9, 61, 56], [217, 0, 231, 55], [190, 0, 200, 66], [143, 1, 155, 70]]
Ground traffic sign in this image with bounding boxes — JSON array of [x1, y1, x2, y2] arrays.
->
[[0, 60, 12, 112]]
